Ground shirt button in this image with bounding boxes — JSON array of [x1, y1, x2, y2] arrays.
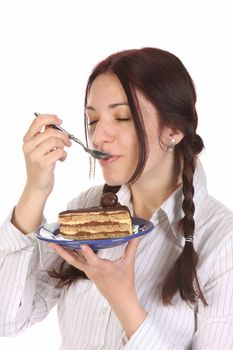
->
[[102, 307, 108, 314]]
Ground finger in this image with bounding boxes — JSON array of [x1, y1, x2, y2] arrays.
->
[[24, 129, 71, 154], [49, 243, 87, 271], [80, 244, 100, 267], [72, 250, 88, 263], [26, 144, 67, 167], [26, 136, 68, 159], [24, 114, 63, 142], [58, 149, 68, 162], [124, 237, 140, 261], [28, 148, 68, 168], [42, 148, 68, 165]]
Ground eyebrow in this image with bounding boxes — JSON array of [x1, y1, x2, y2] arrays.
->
[[85, 102, 129, 111]]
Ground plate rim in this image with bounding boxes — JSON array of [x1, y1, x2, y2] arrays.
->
[[35, 217, 154, 248]]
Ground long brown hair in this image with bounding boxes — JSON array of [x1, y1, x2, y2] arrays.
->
[[50, 48, 206, 305]]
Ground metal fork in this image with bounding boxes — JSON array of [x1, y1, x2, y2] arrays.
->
[[34, 113, 111, 160]]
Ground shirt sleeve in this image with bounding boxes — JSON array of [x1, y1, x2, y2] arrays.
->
[[0, 186, 103, 338], [0, 209, 62, 337], [192, 233, 233, 349], [123, 315, 179, 350]]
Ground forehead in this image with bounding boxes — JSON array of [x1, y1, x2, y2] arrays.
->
[[87, 73, 128, 106], [86, 73, 159, 125]]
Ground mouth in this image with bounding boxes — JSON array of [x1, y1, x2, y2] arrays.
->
[[99, 155, 120, 166]]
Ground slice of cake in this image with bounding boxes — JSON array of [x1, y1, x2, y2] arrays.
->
[[58, 192, 132, 240]]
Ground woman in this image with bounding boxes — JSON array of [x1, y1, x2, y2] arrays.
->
[[1, 47, 233, 349]]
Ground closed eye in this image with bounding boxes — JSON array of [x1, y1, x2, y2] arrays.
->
[[87, 120, 98, 126], [116, 117, 131, 121], [88, 117, 131, 126]]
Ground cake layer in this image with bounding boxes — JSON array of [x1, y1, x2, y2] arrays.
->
[[58, 193, 132, 240], [61, 224, 128, 231], [60, 222, 131, 234], [60, 231, 130, 240], [59, 211, 129, 224]]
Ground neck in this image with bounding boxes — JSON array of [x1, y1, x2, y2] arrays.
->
[[130, 155, 182, 220]]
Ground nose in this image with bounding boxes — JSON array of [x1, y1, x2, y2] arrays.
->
[[91, 120, 115, 150]]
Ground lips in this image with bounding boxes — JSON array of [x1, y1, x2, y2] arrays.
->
[[99, 155, 120, 167]]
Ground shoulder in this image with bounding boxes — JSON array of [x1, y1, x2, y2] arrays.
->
[[195, 195, 233, 253], [196, 196, 233, 289], [66, 185, 104, 210], [198, 195, 233, 231]]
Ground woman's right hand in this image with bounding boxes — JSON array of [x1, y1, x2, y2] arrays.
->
[[11, 113, 72, 234], [23, 113, 72, 195]]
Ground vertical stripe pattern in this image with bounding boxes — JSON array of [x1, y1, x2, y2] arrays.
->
[[1, 161, 233, 349]]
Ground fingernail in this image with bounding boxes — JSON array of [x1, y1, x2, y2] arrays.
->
[[80, 245, 87, 252]]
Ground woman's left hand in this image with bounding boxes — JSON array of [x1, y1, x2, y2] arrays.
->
[[49, 238, 147, 338], [49, 238, 140, 304]]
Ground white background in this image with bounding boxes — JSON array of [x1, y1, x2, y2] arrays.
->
[[0, 0, 232, 348]]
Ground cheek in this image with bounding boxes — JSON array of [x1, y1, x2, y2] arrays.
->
[[126, 131, 139, 158], [145, 122, 162, 155], [144, 140, 168, 173], [87, 129, 94, 145], [143, 127, 166, 167]]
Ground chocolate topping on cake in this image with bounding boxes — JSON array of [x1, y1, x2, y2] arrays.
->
[[100, 192, 118, 208]]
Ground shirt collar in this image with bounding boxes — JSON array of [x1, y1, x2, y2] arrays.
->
[[116, 184, 133, 212], [116, 159, 208, 240]]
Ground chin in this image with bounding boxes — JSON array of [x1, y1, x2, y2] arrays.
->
[[103, 175, 128, 187], [102, 165, 136, 185], [104, 179, 123, 187]]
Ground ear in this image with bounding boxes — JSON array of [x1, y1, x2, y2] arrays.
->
[[169, 128, 184, 144], [161, 127, 184, 147]]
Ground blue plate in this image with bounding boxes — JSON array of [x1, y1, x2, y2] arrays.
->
[[35, 217, 154, 250]]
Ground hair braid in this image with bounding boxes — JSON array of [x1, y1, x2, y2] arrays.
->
[[162, 137, 207, 305]]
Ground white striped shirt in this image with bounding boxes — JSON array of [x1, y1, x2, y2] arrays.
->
[[1, 160, 233, 349]]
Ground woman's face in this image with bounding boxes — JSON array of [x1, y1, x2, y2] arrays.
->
[[85, 73, 171, 186]]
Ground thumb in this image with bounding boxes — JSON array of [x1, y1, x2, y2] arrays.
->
[[124, 237, 140, 261]]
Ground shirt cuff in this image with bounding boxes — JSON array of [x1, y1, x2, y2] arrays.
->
[[124, 314, 172, 350], [0, 208, 46, 252]]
